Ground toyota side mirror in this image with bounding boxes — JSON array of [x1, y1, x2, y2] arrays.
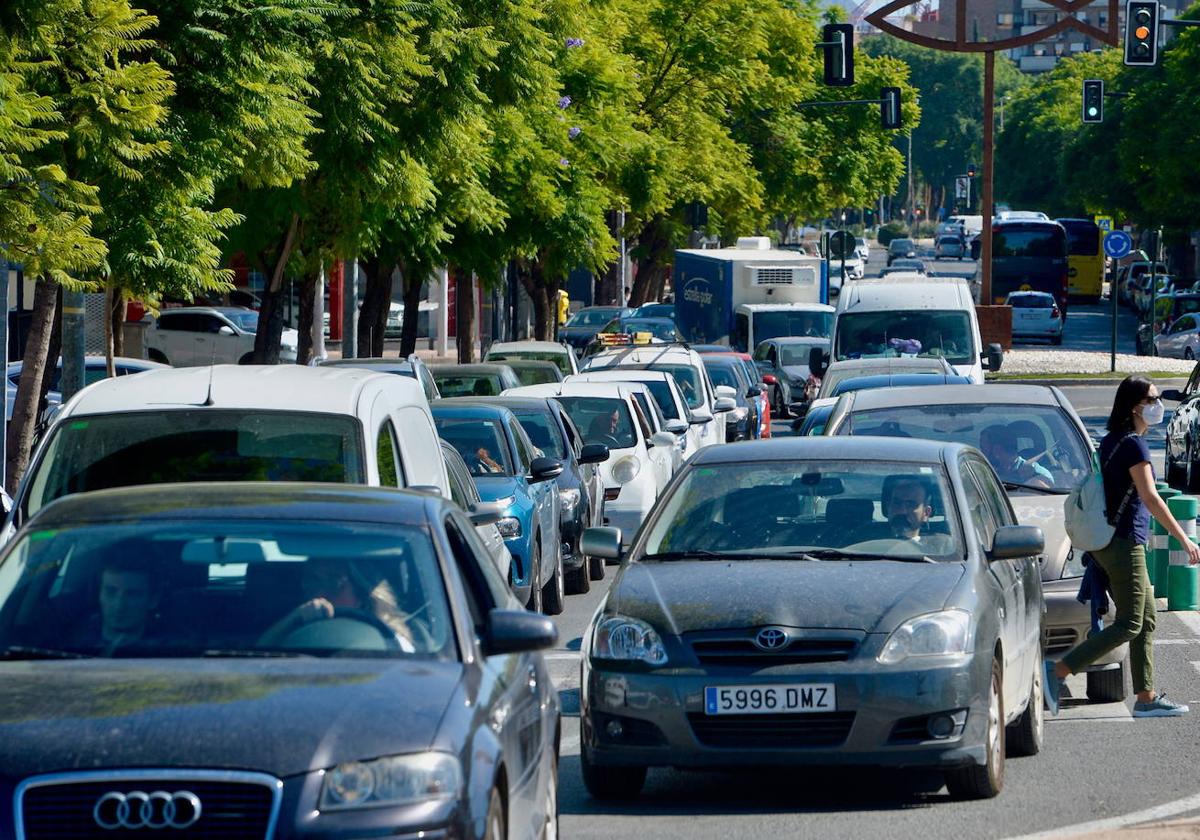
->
[[664, 419, 689, 435], [982, 343, 1003, 372], [579, 443, 610, 464], [482, 610, 557, 656], [713, 397, 737, 413], [714, 385, 737, 400], [989, 525, 1044, 561], [690, 409, 714, 424], [808, 346, 829, 377], [649, 431, 676, 448], [529, 456, 564, 483], [218, 325, 237, 336]]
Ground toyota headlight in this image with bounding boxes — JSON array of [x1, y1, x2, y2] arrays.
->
[[496, 516, 522, 538], [320, 753, 462, 811], [592, 615, 668, 665], [878, 609, 971, 664], [559, 488, 580, 512], [611, 456, 640, 485]]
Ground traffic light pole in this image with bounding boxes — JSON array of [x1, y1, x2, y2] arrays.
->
[[980, 52, 996, 305], [1110, 255, 1118, 373]]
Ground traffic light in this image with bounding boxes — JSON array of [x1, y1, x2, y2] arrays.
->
[[1124, 0, 1159, 65], [881, 87, 902, 130], [1082, 79, 1104, 123], [822, 24, 855, 86]]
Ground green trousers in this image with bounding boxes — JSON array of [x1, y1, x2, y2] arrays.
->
[[1061, 537, 1156, 694]]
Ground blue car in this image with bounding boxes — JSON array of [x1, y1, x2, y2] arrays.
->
[[630, 302, 675, 320], [433, 401, 565, 614]]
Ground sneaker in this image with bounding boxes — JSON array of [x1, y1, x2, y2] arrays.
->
[[1133, 693, 1189, 718], [1043, 660, 1061, 716]]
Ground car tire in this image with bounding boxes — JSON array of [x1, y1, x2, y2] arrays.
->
[[1051, 334, 1063, 346], [1006, 656, 1044, 757], [526, 543, 543, 613], [1086, 654, 1131, 703], [484, 786, 506, 840], [239, 352, 255, 365], [566, 557, 591, 596], [774, 387, 789, 419], [1187, 348, 1195, 362], [588, 551, 606, 580], [147, 349, 169, 365], [581, 746, 646, 800], [945, 657, 1004, 800], [1187, 444, 1200, 494], [1166, 450, 1186, 489], [542, 536, 565, 616]]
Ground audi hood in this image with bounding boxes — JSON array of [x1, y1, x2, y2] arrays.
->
[[605, 559, 965, 635], [0, 658, 464, 779]]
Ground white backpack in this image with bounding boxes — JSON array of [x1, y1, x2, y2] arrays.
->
[[1064, 436, 1135, 552]]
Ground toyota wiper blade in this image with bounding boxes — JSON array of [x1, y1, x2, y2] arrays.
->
[[0, 645, 93, 660], [200, 649, 314, 658], [780, 548, 937, 564], [642, 550, 747, 561], [1002, 480, 1064, 495]]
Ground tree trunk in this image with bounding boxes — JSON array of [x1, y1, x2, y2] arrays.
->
[[518, 261, 554, 342], [357, 255, 391, 358], [252, 213, 300, 364], [37, 286, 64, 422], [629, 216, 672, 306], [7, 279, 58, 493], [454, 269, 476, 363], [109, 290, 126, 359], [296, 266, 320, 365], [104, 287, 116, 378], [399, 259, 422, 358]]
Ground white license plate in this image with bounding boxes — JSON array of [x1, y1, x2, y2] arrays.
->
[[704, 684, 836, 715]]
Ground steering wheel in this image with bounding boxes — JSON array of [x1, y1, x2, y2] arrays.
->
[[599, 433, 623, 448], [282, 607, 404, 651]]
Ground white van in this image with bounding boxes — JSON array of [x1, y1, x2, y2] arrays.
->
[[9, 365, 450, 530], [822, 274, 1002, 384]]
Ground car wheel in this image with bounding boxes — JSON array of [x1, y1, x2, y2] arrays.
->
[[945, 657, 1004, 800], [239, 352, 255, 365], [526, 543, 543, 613], [484, 786, 506, 840], [1006, 656, 1044, 757], [147, 349, 170, 365], [1187, 443, 1200, 494], [1187, 348, 1195, 361], [1086, 653, 1131, 703], [581, 745, 646, 800], [542, 535, 565, 616], [566, 539, 591, 596], [774, 387, 789, 419]]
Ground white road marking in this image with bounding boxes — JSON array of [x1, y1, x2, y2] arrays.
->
[[1004, 792, 1200, 839], [544, 652, 582, 661], [1153, 638, 1198, 645], [1051, 674, 1131, 724], [1173, 610, 1200, 637]]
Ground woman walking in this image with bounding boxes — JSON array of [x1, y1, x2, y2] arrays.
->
[[1048, 376, 1200, 717]]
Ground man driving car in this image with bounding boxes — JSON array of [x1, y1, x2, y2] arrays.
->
[[980, 423, 1053, 489]]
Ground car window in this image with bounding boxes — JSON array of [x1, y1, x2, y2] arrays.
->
[[510, 419, 536, 470], [558, 408, 583, 457], [376, 421, 403, 487], [958, 460, 998, 549], [647, 363, 703, 409], [418, 367, 440, 401], [1186, 364, 1200, 396], [443, 516, 494, 635], [196, 315, 226, 334], [0, 520, 455, 659], [513, 409, 566, 460], [1176, 316, 1196, 333], [157, 313, 200, 332], [434, 418, 514, 476], [969, 458, 1014, 528], [25, 410, 366, 518], [631, 394, 656, 437], [434, 374, 503, 398], [443, 448, 477, 509], [556, 396, 638, 449]]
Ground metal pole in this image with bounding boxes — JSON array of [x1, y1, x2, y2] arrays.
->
[[341, 259, 358, 359], [1149, 230, 1158, 356], [1110, 255, 1118, 373], [980, 51, 996, 305], [0, 257, 8, 490], [60, 287, 85, 401], [907, 131, 914, 226]]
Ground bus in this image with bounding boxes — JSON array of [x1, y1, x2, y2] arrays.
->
[[988, 219, 1070, 315], [1056, 217, 1103, 303]]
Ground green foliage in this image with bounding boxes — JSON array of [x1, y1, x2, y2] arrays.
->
[[877, 220, 908, 245]]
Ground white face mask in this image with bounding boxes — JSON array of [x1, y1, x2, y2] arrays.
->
[[1142, 399, 1165, 426]]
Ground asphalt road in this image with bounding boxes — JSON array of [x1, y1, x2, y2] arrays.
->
[[546, 381, 1200, 840]]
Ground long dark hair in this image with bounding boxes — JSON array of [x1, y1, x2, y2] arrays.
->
[[1107, 375, 1153, 433]]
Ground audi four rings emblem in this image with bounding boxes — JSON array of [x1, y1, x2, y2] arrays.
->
[[754, 627, 788, 650], [93, 790, 203, 830]]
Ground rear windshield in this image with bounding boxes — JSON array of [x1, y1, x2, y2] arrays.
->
[[992, 226, 1067, 258], [26, 411, 364, 518], [487, 351, 571, 376], [434, 374, 503, 398], [1058, 222, 1100, 255], [1008, 294, 1054, 308]]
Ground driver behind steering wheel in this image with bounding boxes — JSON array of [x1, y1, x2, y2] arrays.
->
[[588, 409, 625, 446], [258, 557, 416, 651], [852, 476, 952, 554]]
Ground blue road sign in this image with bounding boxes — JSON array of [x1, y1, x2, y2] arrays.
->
[[1104, 230, 1133, 259]]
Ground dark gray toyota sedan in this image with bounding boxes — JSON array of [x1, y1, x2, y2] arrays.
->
[[0, 483, 559, 839], [580, 437, 1045, 801]]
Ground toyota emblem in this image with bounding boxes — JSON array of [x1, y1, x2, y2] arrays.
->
[[754, 627, 788, 650], [93, 790, 202, 830]]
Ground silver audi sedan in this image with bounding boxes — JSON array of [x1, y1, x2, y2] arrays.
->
[[580, 437, 1045, 801]]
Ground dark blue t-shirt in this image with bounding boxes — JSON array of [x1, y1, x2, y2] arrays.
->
[[1099, 431, 1152, 544]]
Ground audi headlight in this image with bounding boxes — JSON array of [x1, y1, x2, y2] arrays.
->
[[592, 615, 668, 666], [559, 488, 580, 511], [878, 609, 971, 664], [496, 516, 522, 538], [320, 752, 462, 811], [611, 456, 640, 485]]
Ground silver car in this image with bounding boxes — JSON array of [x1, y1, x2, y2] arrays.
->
[[825, 384, 1128, 702], [580, 437, 1045, 801]]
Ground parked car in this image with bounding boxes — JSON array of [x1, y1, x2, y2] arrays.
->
[[1138, 293, 1200, 355], [432, 401, 564, 613], [935, 235, 967, 260], [753, 337, 829, 419], [5, 356, 168, 421], [1119, 261, 1169, 309], [1006, 291, 1064, 345], [506, 359, 565, 386], [441, 439, 514, 581], [886, 237, 918, 265], [485, 339, 579, 377], [318, 354, 441, 400], [557, 306, 632, 353], [825, 383, 1127, 702], [579, 436, 1045, 801], [146, 307, 298, 366], [0, 482, 561, 840], [429, 363, 522, 398], [505, 382, 676, 548], [630, 302, 676, 320], [6, 366, 450, 535], [701, 354, 760, 441], [453, 395, 609, 593], [855, 236, 870, 261], [1163, 364, 1200, 490]]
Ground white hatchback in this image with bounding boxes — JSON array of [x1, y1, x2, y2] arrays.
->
[[146, 307, 298, 366], [1007, 291, 1064, 345]]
